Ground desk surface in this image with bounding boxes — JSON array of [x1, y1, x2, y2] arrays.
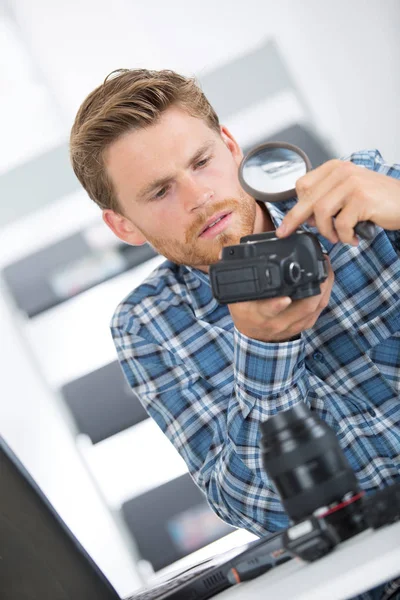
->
[[215, 520, 400, 600]]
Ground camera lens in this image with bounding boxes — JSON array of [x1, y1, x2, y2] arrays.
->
[[260, 403, 366, 540]]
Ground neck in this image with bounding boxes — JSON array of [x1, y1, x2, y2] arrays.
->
[[253, 201, 275, 234]]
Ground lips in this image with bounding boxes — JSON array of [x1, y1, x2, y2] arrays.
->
[[199, 211, 232, 237]]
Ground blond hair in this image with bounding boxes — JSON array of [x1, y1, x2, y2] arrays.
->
[[70, 68, 220, 212]]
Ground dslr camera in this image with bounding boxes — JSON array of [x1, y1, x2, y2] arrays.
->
[[260, 404, 400, 564], [209, 230, 328, 304]]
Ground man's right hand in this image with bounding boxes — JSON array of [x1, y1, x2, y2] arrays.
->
[[228, 257, 334, 343]]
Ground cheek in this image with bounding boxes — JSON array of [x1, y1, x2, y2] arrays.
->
[[204, 163, 241, 193], [146, 203, 186, 238]]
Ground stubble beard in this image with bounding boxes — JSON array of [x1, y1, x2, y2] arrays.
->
[[148, 192, 256, 267]]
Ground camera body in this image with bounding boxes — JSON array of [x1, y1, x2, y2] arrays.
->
[[209, 230, 328, 304]]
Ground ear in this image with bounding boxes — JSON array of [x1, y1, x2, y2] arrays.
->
[[102, 209, 147, 246], [220, 125, 243, 165]]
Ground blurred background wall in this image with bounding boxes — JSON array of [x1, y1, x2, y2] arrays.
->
[[1, 0, 399, 596]]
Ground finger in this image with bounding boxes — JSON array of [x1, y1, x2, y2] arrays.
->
[[334, 203, 360, 245], [255, 296, 292, 318], [303, 160, 354, 200], [276, 160, 352, 238], [285, 312, 319, 336], [306, 215, 317, 227], [272, 292, 323, 323], [314, 212, 339, 245], [287, 272, 333, 332], [296, 158, 343, 190], [299, 167, 356, 243], [275, 199, 314, 237], [312, 185, 349, 243], [267, 259, 334, 337]]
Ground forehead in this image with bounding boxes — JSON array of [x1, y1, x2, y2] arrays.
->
[[104, 106, 219, 204]]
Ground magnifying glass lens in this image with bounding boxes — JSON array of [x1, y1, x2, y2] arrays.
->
[[242, 147, 307, 195]]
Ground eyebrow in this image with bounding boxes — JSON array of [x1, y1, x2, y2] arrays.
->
[[137, 140, 216, 201]]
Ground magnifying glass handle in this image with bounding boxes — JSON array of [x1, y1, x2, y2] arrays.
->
[[354, 220, 376, 241]]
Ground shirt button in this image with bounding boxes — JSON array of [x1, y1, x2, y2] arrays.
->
[[368, 408, 376, 417], [313, 351, 324, 362]]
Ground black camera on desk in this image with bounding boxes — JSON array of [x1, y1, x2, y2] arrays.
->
[[209, 230, 328, 304], [259, 403, 400, 564]]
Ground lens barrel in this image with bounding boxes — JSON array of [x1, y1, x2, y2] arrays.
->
[[260, 403, 361, 524]]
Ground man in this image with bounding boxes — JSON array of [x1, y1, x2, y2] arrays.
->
[[70, 68, 400, 537]]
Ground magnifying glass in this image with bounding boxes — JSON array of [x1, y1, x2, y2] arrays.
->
[[238, 142, 376, 241]]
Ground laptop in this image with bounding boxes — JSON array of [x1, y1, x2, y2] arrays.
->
[[0, 436, 289, 600]]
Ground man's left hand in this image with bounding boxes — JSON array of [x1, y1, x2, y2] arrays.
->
[[275, 159, 400, 245]]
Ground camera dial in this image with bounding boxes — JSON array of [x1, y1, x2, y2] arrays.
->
[[283, 260, 302, 285]]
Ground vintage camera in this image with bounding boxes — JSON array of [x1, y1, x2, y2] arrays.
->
[[259, 404, 400, 563], [209, 230, 328, 304]]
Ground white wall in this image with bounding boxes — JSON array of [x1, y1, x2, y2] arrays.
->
[[6, 0, 400, 164]]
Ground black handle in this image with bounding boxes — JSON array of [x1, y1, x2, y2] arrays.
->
[[354, 220, 376, 241]]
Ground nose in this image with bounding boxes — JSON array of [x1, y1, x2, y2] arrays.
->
[[181, 174, 214, 212]]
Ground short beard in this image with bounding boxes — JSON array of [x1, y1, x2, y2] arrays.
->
[[141, 193, 256, 267]]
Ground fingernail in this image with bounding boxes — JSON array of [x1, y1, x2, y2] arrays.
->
[[276, 224, 287, 236]]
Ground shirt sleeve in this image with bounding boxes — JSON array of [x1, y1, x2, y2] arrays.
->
[[372, 151, 400, 251], [111, 324, 310, 536], [346, 149, 400, 247], [233, 327, 309, 416]]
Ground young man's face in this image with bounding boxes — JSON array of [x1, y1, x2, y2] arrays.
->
[[103, 105, 265, 269]]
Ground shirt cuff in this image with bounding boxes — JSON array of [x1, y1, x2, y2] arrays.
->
[[234, 326, 306, 397]]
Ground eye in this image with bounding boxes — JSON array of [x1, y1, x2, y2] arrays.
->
[[153, 185, 169, 200], [194, 156, 211, 169]]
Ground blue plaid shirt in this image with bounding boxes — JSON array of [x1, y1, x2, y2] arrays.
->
[[111, 149, 400, 537]]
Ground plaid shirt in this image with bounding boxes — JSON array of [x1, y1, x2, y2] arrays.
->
[[111, 149, 400, 537]]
